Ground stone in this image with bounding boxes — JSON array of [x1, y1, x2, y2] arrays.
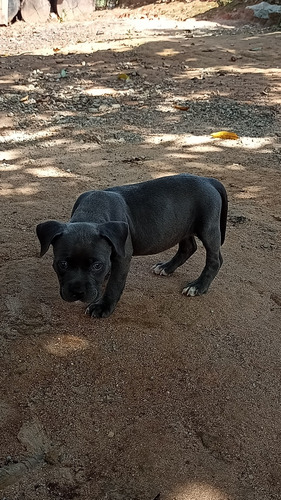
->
[[246, 2, 281, 20]]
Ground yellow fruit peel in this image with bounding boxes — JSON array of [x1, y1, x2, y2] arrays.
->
[[211, 131, 239, 140], [118, 73, 130, 80]]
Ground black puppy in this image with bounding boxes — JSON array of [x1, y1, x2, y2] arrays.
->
[[36, 174, 228, 318]]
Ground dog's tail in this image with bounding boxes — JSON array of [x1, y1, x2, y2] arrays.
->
[[209, 178, 228, 245]]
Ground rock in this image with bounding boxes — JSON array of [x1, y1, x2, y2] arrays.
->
[[99, 104, 109, 111], [0, 0, 20, 24], [56, 0, 95, 21], [246, 2, 281, 20], [21, 0, 51, 23], [9, 0, 21, 22]]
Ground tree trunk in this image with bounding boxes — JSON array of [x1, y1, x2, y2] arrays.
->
[[0, 0, 20, 24], [21, 0, 50, 23], [56, 0, 95, 21]]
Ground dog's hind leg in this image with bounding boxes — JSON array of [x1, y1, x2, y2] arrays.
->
[[182, 226, 222, 296], [153, 236, 197, 276]]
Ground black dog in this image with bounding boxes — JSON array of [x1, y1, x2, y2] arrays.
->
[[36, 174, 228, 318]]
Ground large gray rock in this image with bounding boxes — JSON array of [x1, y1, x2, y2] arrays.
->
[[246, 1, 281, 19]]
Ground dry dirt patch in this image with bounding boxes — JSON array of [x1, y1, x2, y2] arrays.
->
[[0, 11, 281, 500]]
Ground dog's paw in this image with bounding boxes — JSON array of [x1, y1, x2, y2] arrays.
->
[[152, 263, 168, 276], [182, 285, 199, 296], [86, 300, 115, 318], [182, 281, 208, 296]]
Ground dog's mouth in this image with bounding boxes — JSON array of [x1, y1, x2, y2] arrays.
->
[[60, 287, 99, 304]]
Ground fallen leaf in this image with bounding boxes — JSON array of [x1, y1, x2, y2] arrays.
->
[[53, 48, 60, 52], [122, 156, 146, 163], [174, 105, 189, 111], [211, 131, 239, 140], [118, 73, 130, 80]]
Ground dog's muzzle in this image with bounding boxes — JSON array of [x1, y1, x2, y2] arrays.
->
[[61, 281, 99, 303]]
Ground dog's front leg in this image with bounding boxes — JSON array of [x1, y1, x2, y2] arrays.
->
[[86, 256, 132, 318]]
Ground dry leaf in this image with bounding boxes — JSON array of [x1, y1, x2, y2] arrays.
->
[[53, 48, 60, 53], [174, 105, 189, 111], [118, 73, 130, 80], [211, 131, 239, 140]]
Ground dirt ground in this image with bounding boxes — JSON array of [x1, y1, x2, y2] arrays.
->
[[0, 6, 281, 500]]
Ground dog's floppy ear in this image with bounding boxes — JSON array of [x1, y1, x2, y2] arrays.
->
[[99, 222, 129, 258], [36, 221, 66, 257]]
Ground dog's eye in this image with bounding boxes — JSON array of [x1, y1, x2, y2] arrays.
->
[[58, 260, 68, 270], [92, 261, 103, 272]]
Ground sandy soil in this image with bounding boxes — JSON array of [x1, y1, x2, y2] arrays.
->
[[0, 8, 281, 500]]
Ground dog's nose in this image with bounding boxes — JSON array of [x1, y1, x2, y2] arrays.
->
[[72, 290, 85, 301], [69, 283, 85, 301]]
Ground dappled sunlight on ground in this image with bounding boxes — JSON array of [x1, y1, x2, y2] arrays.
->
[[44, 333, 90, 356], [169, 481, 232, 500], [0, 14, 281, 500]]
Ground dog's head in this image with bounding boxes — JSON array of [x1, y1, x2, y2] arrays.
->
[[36, 220, 128, 304]]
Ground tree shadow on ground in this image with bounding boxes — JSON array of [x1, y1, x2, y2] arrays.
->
[[0, 26, 281, 500]]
